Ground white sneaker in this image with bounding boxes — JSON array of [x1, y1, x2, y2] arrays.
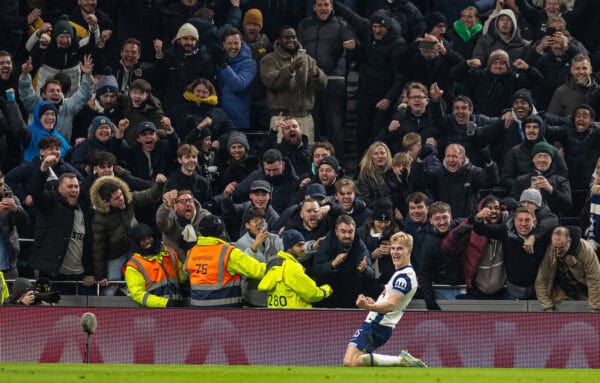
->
[[399, 350, 427, 367]]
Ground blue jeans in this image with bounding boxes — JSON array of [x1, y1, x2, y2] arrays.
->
[[101, 253, 129, 296], [434, 288, 464, 300]]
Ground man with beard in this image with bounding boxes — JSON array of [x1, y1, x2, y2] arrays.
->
[[71, 68, 125, 144], [511, 141, 572, 216], [442, 196, 508, 299], [265, 115, 312, 176], [474, 206, 549, 300], [29, 156, 94, 295], [548, 54, 599, 118], [68, 0, 114, 52], [157, 189, 214, 262], [124, 223, 185, 308], [535, 226, 600, 312], [231, 149, 298, 213], [414, 143, 499, 219], [260, 26, 327, 144], [501, 115, 568, 191], [217, 28, 256, 130], [546, 104, 600, 190], [297, 0, 355, 160], [312, 214, 374, 308], [418, 202, 463, 310], [153, 23, 215, 111]]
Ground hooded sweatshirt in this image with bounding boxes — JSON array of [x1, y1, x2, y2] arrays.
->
[[22, 100, 71, 162]]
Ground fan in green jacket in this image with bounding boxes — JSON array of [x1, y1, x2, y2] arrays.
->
[[258, 230, 332, 308]]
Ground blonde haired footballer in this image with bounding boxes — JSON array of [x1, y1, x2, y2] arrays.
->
[[343, 232, 426, 367]]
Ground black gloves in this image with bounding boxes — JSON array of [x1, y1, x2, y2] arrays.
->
[[418, 144, 434, 160], [479, 147, 492, 164], [426, 299, 441, 311], [453, 225, 472, 240], [167, 298, 186, 308]]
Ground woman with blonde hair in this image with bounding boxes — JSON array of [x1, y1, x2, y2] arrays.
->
[[357, 142, 392, 207]]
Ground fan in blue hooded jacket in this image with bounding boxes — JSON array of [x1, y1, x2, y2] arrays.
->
[[20, 100, 71, 162]]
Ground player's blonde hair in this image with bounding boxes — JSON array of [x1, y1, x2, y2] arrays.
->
[[390, 231, 413, 251]]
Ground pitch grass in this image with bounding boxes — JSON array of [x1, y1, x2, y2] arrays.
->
[[2, 363, 599, 383]]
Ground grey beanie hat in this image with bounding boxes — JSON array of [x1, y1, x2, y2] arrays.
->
[[228, 131, 250, 152], [519, 188, 542, 207]]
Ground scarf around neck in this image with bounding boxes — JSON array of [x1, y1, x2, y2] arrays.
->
[[453, 20, 483, 42], [183, 91, 218, 106]]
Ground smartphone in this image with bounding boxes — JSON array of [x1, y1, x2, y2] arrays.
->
[[545, 26, 557, 36], [530, 176, 539, 185], [297, 48, 306, 56], [259, 222, 268, 232], [418, 40, 437, 50], [2, 190, 12, 199]]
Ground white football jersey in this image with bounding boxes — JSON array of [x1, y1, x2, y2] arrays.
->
[[365, 265, 418, 328]]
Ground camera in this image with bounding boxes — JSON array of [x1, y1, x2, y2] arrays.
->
[[33, 291, 61, 304]]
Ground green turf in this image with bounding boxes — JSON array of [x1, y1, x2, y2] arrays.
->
[[1, 363, 599, 383]]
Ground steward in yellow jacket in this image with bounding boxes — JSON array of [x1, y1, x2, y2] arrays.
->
[[258, 230, 332, 308], [183, 215, 266, 307], [124, 224, 186, 308], [0, 271, 8, 305]]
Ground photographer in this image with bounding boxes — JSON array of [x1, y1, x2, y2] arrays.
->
[[5, 278, 60, 306]]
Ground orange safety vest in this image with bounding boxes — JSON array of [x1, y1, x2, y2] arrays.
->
[[184, 242, 242, 307], [125, 246, 181, 305]]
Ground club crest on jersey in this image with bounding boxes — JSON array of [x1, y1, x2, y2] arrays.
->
[[394, 277, 407, 291]]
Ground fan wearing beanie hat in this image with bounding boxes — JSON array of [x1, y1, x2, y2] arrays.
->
[[519, 188, 542, 209], [227, 131, 250, 161], [176, 23, 199, 42], [184, 215, 267, 308], [370, 198, 394, 222], [52, 15, 75, 43], [512, 140, 572, 215], [257, 229, 333, 308], [96, 67, 119, 99], [243, 9, 263, 30]]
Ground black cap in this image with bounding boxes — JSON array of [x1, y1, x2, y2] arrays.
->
[[306, 183, 326, 198], [136, 121, 158, 135], [250, 180, 272, 193]]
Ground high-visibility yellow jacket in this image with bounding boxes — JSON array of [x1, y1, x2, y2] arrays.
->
[[183, 236, 266, 307], [0, 271, 8, 305], [257, 251, 332, 309], [124, 246, 184, 308]]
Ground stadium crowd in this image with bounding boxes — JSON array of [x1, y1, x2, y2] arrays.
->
[[1, 0, 600, 312]]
